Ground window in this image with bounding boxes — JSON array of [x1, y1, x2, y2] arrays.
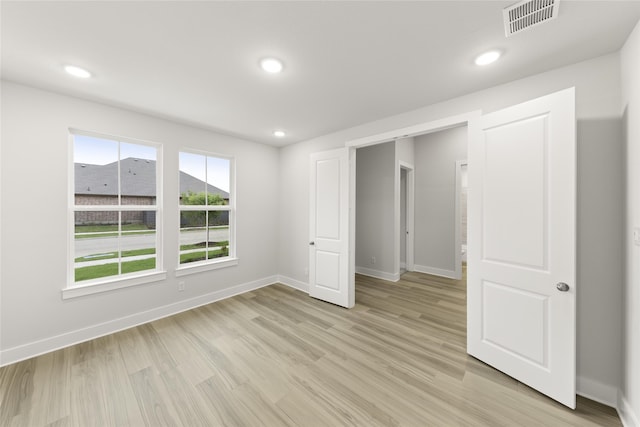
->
[[178, 151, 234, 269], [69, 131, 162, 291]]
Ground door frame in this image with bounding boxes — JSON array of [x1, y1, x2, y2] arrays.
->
[[454, 160, 468, 280], [346, 110, 481, 292], [398, 162, 415, 273]]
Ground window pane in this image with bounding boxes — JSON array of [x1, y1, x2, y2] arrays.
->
[[206, 156, 230, 205], [120, 210, 157, 272], [74, 211, 120, 282], [180, 210, 208, 264], [74, 135, 118, 205], [178, 151, 233, 267], [121, 142, 156, 204], [207, 213, 230, 260], [179, 152, 206, 205]]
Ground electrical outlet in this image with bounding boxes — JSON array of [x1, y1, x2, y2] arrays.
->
[[371, 256, 376, 264], [634, 227, 640, 246], [304, 268, 309, 277], [178, 281, 185, 292]]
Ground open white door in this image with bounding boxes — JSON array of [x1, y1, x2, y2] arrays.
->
[[309, 147, 354, 308], [467, 88, 576, 408]]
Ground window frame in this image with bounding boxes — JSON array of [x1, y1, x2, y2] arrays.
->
[[64, 129, 165, 299], [176, 148, 237, 276]]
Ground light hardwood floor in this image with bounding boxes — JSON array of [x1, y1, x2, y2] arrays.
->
[[0, 270, 622, 426]]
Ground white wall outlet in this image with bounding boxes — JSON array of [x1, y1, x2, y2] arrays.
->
[[371, 256, 376, 264], [178, 281, 185, 292], [634, 227, 640, 246], [304, 268, 309, 277]]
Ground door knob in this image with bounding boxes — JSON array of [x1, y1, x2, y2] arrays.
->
[[309, 241, 315, 246], [556, 282, 570, 292]]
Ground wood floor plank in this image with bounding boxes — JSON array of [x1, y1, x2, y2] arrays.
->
[[0, 269, 623, 426], [128, 366, 179, 426]]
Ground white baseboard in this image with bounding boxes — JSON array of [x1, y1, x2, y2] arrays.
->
[[413, 264, 457, 279], [618, 392, 640, 427], [576, 376, 618, 408], [355, 266, 400, 282], [0, 276, 278, 367], [277, 275, 309, 293]]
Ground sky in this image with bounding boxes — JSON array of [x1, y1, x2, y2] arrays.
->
[[74, 134, 230, 192]]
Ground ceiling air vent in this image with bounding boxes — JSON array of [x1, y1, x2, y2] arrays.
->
[[503, 0, 560, 37]]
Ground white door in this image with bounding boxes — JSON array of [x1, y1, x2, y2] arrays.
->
[[309, 148, 354, 308], [467, 88, 576, 408]]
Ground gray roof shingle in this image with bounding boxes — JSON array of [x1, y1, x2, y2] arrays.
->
[[75, 158, 229, 198]]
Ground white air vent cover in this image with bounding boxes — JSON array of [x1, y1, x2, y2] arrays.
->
[[503, 0, 560, 37]]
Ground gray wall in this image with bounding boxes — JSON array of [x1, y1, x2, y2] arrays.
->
[[355, 142, 395, 277], [576, 118, 624, 398], [414, 126, 467, 276]]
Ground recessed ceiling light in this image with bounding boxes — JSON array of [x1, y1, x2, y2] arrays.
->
[[260, 58, 284, 74], [273, 130, 286, 138], [64, 65, 92, 78], [474, 50, 501, 66]]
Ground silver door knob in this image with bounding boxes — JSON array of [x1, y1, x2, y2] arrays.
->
[[309, 241, 315, 246], [556, 282, 570, 292]]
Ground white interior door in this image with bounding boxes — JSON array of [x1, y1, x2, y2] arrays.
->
[[467, 88, 576, 408], [309, 148, 354, 308]]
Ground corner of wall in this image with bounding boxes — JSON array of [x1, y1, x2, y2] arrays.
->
[[618, 391, 640, 427]]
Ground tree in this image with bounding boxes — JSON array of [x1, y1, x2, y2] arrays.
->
[[181, 191, 226, 244]]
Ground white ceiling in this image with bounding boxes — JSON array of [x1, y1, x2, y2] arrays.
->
[[2, 1, 640, 146]]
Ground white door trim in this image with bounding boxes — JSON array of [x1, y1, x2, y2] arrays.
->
[[346, 112, 480, 149], [398, 161, 415, 273], [454, 160, 468, 280]]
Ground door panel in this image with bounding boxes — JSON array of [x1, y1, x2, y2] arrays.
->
[[309, 148, 354, 308], [468, 87, 576, 408], [316, 158, 341, 239], [482, 281, 548, 366], [483, 114, 547, 268]]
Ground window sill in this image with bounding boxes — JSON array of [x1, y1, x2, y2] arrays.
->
[[175, 257, 239, 277], [62, 271, 167, 300]]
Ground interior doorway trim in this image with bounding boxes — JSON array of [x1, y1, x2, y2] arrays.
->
[[454, 159, 468, 280], [346, 110, 481, 288], [346, 111, 480, 148], [398, 162, 415, 274]]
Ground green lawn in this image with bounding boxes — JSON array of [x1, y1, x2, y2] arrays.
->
[[75, 246, 229, 281], [75, 258, 156, 282], [180, 248, 229, 264], [179, 241, 229, 251]]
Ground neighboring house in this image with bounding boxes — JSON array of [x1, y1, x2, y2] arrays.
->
[[74, 157, 229, 226]]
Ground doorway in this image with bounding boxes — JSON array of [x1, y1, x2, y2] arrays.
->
[[399, 163, 414, 274]]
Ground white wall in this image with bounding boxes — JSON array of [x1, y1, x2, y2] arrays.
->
[[396, 136, 415, 165], [620, 19, 640, 427], [0, 81, 280, 365], [413, 126, 467, 277], [277, 52, 624, 406], [355, 142, 395, 279]]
